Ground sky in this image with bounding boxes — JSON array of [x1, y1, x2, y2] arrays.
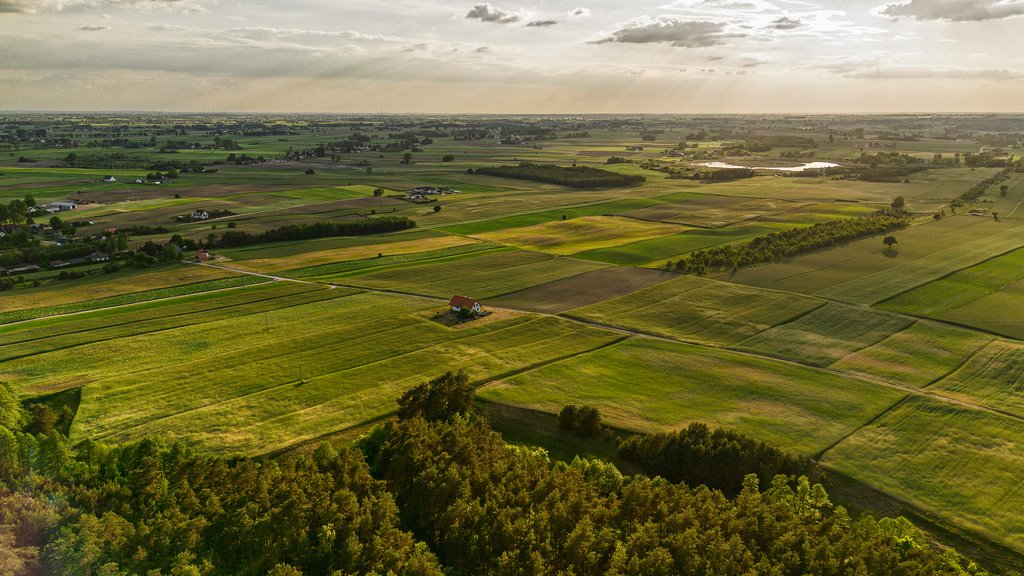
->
[[2, 0, 1024, 113]]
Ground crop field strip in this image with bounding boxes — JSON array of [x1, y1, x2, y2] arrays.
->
[[332, 248, 610, 299], [282, 241, 505, 280], [48, 296, 622, 455], [0, 263, 246, 313], [488, 267, 674, 314], [473, 215, 688, 256], [564, 274, 825, 347], [0, 274, 271, 325], [0, 284, 351, 364]]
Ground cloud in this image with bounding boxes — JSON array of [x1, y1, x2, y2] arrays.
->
[[79, 24, 109, 30], [569, 6, 590, 17], [0, 0, 36, 11], [596, 17, 736, 47], [879, 0, 1024, 21], [526, 19, 556, 27], [769, 15, 801, 28], [465, 3, 521, 24], [821, 61, 1021, 79]]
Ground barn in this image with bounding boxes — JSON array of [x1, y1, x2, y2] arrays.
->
[[448, 295, 481, 314]]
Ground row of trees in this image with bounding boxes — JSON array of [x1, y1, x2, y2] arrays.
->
[[951, 167, 1014, 207], [215, 216, 415, 248], [0, 372, 992, 576], [473, 162, 646, 188], [671, 210, 910, 275]]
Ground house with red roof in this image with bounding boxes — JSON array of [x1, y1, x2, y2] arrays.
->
[[448, 295, 481, 314]]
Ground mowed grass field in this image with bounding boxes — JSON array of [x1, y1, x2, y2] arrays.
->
[[822, 397, 1024, 553], [880, 248, 1024, 339], [474, 215, 686, 256], [331, 248, 610, 299], [736, 302, 912, 367], [575, 225, 774, 267], [479, 338, 906, 455], [3, 288, 621, 456], [566, 275, 823, 346]]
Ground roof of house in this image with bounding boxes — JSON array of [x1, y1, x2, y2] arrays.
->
[[448, 295, 479, 309]]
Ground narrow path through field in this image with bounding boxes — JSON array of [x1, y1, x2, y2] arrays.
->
[[187, 261, 324, 285]]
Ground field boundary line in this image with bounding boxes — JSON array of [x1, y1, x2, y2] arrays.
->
[[921, 336, 998, 390]]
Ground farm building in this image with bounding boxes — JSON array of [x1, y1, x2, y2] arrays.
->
[[102, 175, 117, 182], [47, 201, 77, 212], [448, 295, 481, 314], [195, 249, 211, 262], [86, 251, 109, 262], [191, 210, 210, 221]]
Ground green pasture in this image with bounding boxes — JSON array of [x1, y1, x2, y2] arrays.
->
[[575, 225, 774, 266], [929, 340, 1024, 418], [822, 397, 1024, 554], [479, 337, 905, 456], [489, 267, 673, 314]]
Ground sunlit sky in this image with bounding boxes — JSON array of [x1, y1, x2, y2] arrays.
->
[[2, 0, 1024, 113]]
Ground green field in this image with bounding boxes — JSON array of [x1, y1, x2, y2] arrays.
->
[[489, 267, 672, 313], [574, 225, 774, 266], [332, 248, 609, 299], [3, 288, 620, 455], [729, 216, 1024, 304], [880, 248, 1024, 339], [829, 321, 993, 388], [479, 338, 905, 455], [928, 340, 1024, 418], [823, 397, 1024, 553], [736, 302, 913, 367], [567, 275, 823, 346]]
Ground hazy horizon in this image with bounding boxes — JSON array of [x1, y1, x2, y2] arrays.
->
[[4, 0, 1024, 113]]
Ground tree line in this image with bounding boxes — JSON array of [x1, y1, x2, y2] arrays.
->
[[0, 372, 992, 576], [215, 216, 415, 248], [670, 210, 910, 275], [473, 162, 646, 188]]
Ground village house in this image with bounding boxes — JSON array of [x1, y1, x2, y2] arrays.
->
[[191, 210, 210, 221], [102, 175, 117, 182], [448, 295, 481, 314], [195, 249, 211, 262], [86, 251, 109, 262]]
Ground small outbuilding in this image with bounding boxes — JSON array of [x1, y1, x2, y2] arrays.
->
[[102, 175, 117, 182], [195, 249, 211, 262], [448, 295, 481, 314]]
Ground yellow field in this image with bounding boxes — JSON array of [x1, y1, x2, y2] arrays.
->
[[222, 235, 481, 273], [475, 215, 686, 255]]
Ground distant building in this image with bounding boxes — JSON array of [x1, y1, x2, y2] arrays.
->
[[448, 295, 481, 314], [86, 251, 109, 262], [102, 175, 117, 182], [195, 249, 211, 262], [47, 201, 77, 212], [8, 265, 41, 274], [191, 210, 210, 221]]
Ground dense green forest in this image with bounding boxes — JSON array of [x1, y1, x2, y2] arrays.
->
[[216, 217, 415, 248], [0, 375, 992, 575], [474, 163, 646, 188], [671, 210, 910, 274]]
